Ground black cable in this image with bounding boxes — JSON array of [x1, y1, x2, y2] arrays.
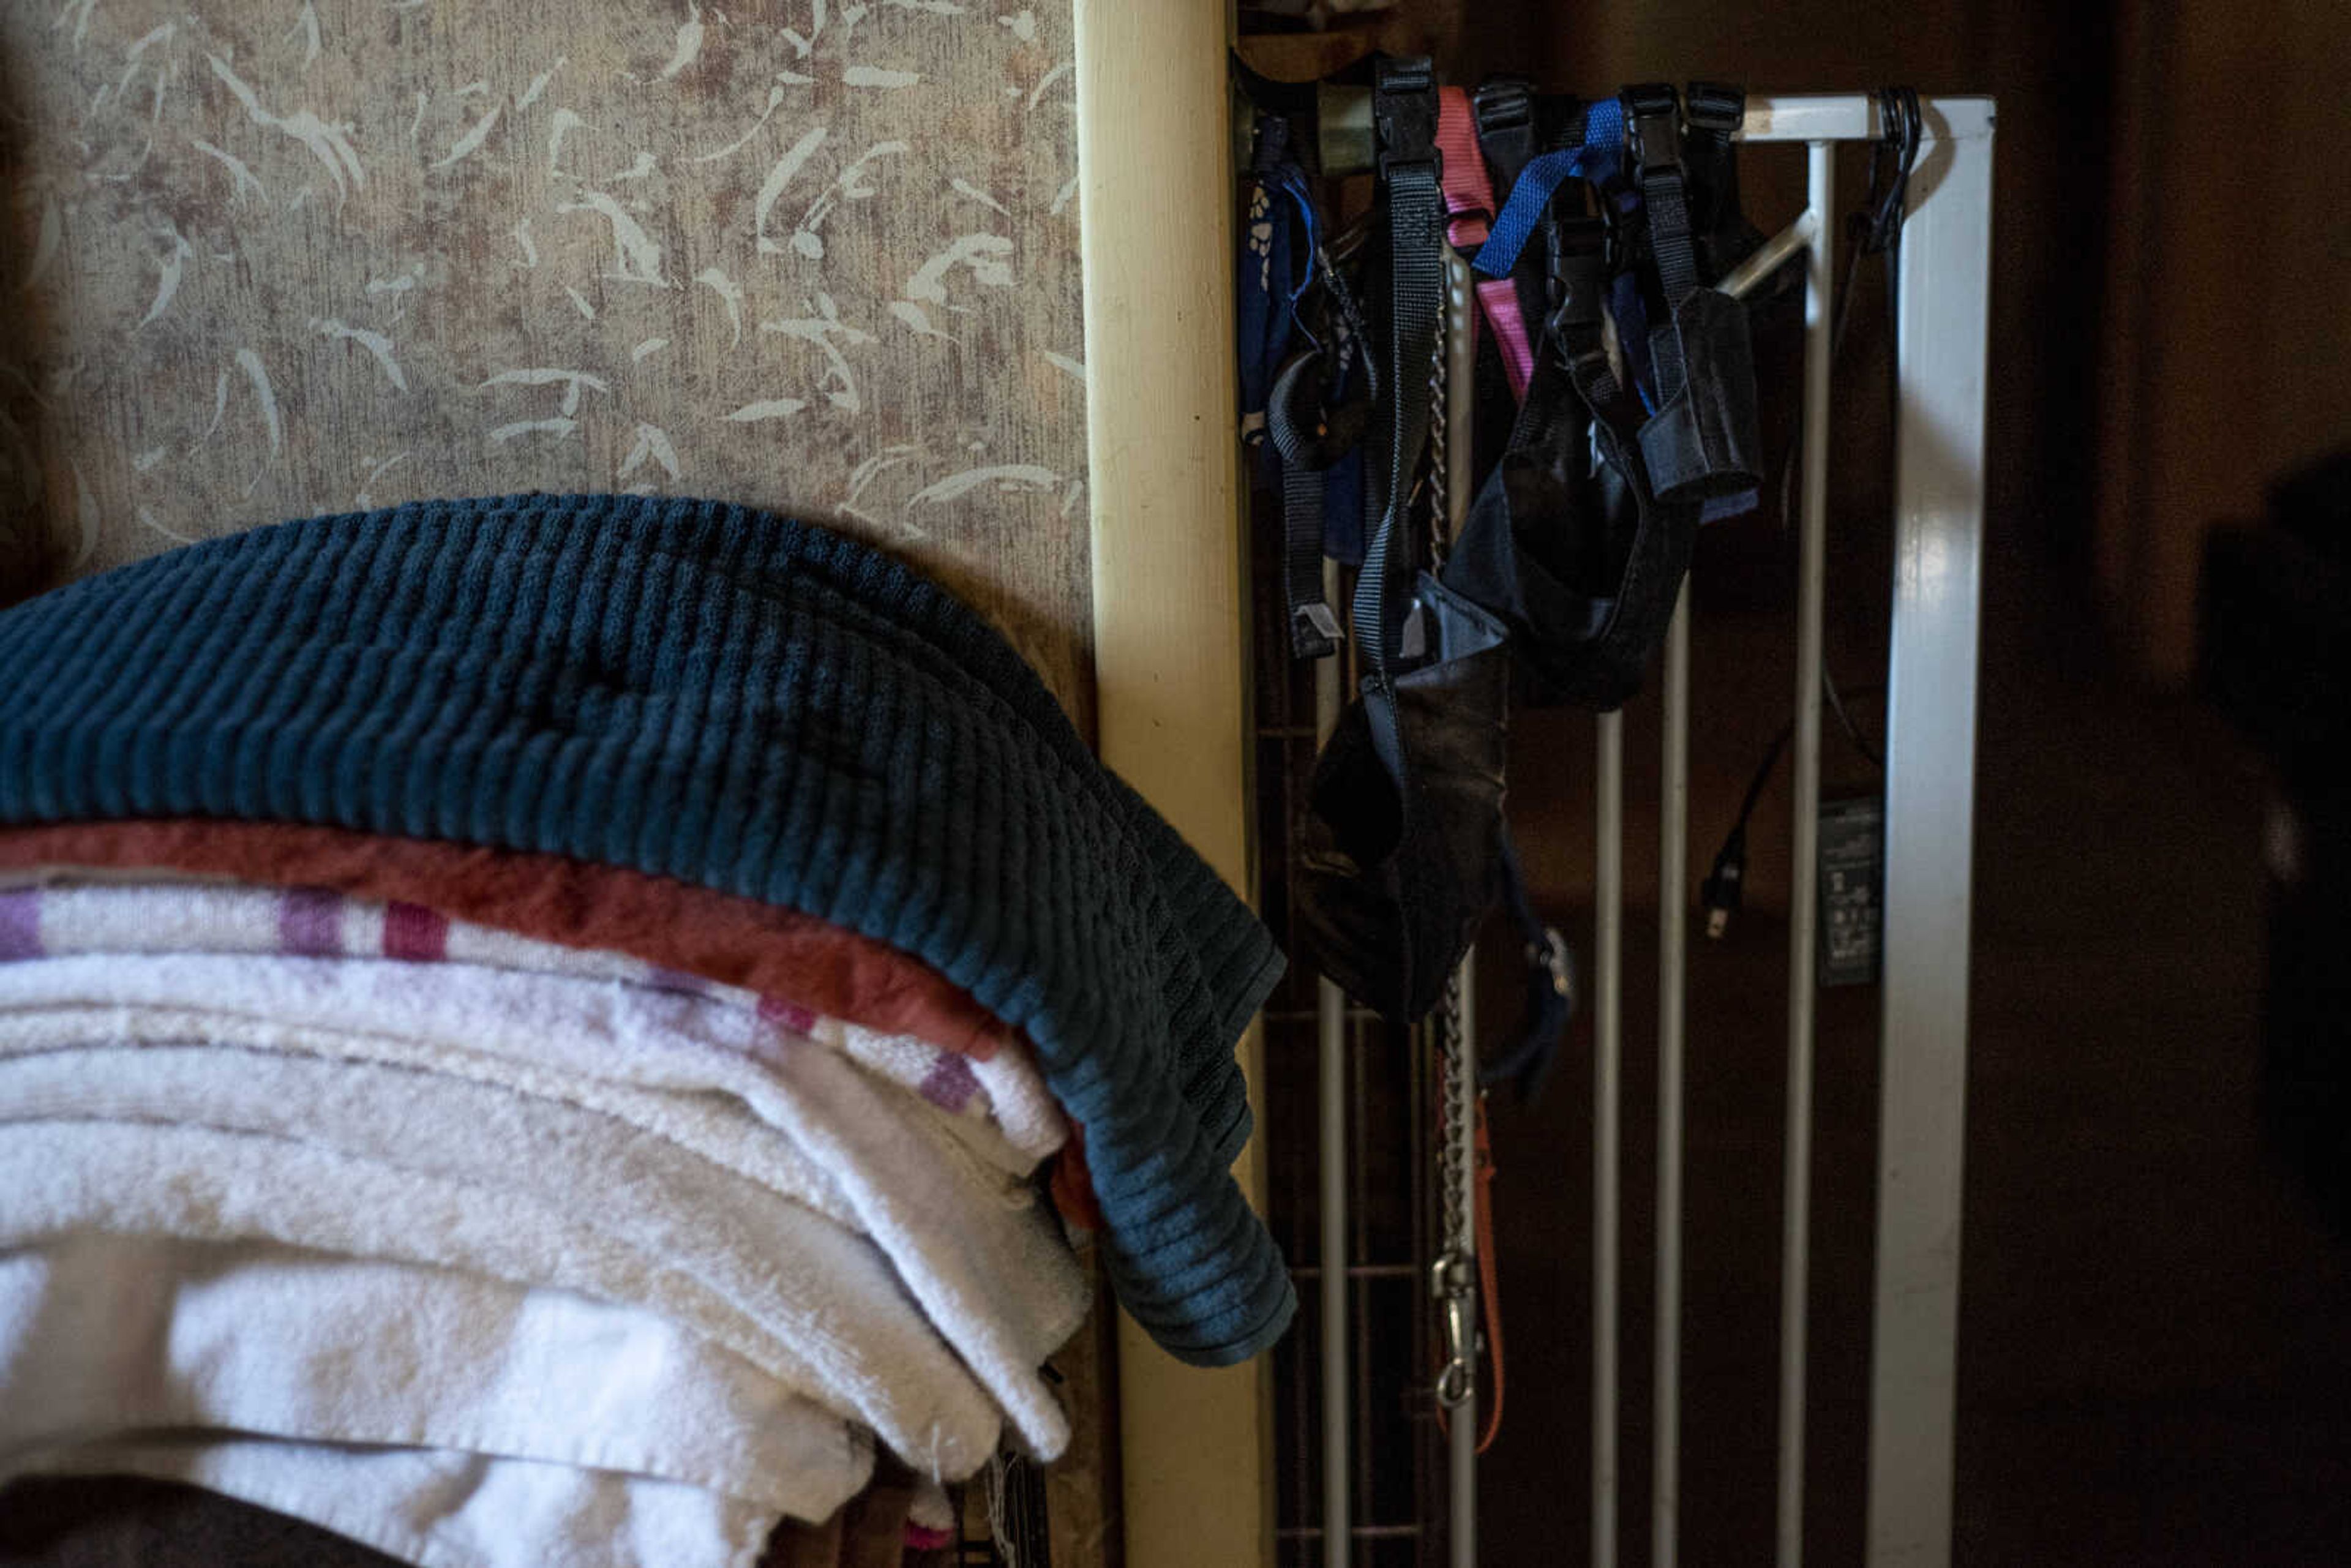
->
[[1823, 665, 1882, 769], [1772, 86, 1924, 536], [1712, 93, 1919, 939], [1701, 678, 1883, 939]]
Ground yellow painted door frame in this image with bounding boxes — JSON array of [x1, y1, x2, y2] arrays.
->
[[1073, 1, 1278, 1565]]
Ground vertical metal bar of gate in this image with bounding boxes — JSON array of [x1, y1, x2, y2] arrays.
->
[[1654, 584, 1691, 1568], [1443, 250, 1482, 1568], [1777, 138, 1839, 1568], [1868, 100, 1993, 1568], [1317, 563, 1348, 1568], [1592, 709, 1624, 1568]]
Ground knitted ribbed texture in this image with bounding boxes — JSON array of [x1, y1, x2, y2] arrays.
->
[[0, 495, 1293, 1364]]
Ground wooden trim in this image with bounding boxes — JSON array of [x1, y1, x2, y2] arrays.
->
[[1073, 1, 1277, 1566]]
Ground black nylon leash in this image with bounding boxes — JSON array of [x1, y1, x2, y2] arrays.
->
[[1265, 295, 1374, 661], [1625, 83, 1701, 315], [1352, 53, 1446, 773]]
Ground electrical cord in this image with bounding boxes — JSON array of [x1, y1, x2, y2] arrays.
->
[[1701, 678, 1883, 939], [1771, 86, 1925, 546], [1709, 90, 1919, 941], [1822, 664, 1882, 770]]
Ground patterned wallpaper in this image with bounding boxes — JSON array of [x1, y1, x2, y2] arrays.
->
[[0, 0, 1092, 710]]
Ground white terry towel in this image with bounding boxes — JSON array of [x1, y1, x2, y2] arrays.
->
[[0, 1005, 1080, 1465], [0, 877, 1068, 1165], [0, 1117, 1008, 1482], [0, 952, 1092, 1465], [0, 1034, 862, 1228], [0, 1042, 893, 1361], [0, 999, 858, 1231], [17, 1433, 782, 1568], [0, 1232, 871, 1518]]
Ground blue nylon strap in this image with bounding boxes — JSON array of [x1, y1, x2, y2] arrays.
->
[[1273, 166, 1321, 313], [1236, 124, 1292, 427], [1612, 269, 1658, 413], [1236, 116, 1321, 431], [1473, 99, 1626, 280]]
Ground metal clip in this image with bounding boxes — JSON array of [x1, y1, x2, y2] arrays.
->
[[1532, 925, 1575, 1005], [1431, 1249, 1476, 1409]]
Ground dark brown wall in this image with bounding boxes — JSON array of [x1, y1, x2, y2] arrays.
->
[[2096, 1, 2351, 683]]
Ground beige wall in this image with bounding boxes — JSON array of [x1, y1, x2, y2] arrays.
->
[[0, 0, 1095, 715], [1, 7, 1134, 1561]]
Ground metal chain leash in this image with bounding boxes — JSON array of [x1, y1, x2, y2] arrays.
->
[[1423, 280, 1452, 568], [1425, 269, 1476, 1411], [1431, 966, 1475, 1409]]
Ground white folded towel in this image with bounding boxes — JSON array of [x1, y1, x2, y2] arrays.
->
[[0, 951, 1091, 1466], [18, 1433, 782, 1568], [0, 877, 1069, 1165], [0, 1232, 870, 1517], [0, 1000, 853, 1228], [0, 1116, 1009, 1480], [0, 1041, 882, 1326]]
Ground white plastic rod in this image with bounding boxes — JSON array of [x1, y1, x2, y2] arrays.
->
[[1868, 103, 1994, 1568], [1719, 208, 1818, 302], [1593, 708, 1624, 1568], [1444, 250, 1480, 1568], [1654, 582, 1691, 1568], [1316, 561, 1349, 1568], [1735, 94, 1993, 146], [1777, 140, 1836, 1568]]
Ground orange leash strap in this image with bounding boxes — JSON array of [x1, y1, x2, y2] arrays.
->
[[1472, 1093, 1504, 1452], [1434, 1081, 1507, 1454]]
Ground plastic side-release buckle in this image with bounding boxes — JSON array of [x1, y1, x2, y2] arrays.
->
[[1472, 75, 1534, 140], [1683, 81, 1745, 136], [1374, 54, 1441, 181], [1623, 81, 1683, 173], [1546, 217, 1609, 339]]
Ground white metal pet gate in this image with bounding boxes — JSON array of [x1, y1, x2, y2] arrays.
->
[[1298, 93, 1995, 1568]]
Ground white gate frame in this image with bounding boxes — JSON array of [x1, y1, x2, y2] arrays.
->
[[1314, 91, 1997, 1568], [1616, 92, 1994, 1568]]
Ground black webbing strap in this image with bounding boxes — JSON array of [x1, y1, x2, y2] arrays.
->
[[1625, 81, 1763, 505], [1245, 103, 1345, 662], [1554, 216, 1703, 709], [1624, 83, 1699, 316], [1681, 82, 1764, 290], [1267, 340, 1373, 659], [1471, 76, 1537, 203], [1856, 87, 1923, 347], [1475, 80, 1567, 354], [1281, 462, 1337, 658], [1548, 213, 1630, 429], [1352, 54, 1445, 772], [1683, 81, 1742, 161]]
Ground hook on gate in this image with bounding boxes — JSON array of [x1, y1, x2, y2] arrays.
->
[[1431, 1248, 1477, 1409]]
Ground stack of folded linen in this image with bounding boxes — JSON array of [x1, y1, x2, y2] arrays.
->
[[0, 496, 1292, 1568]]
